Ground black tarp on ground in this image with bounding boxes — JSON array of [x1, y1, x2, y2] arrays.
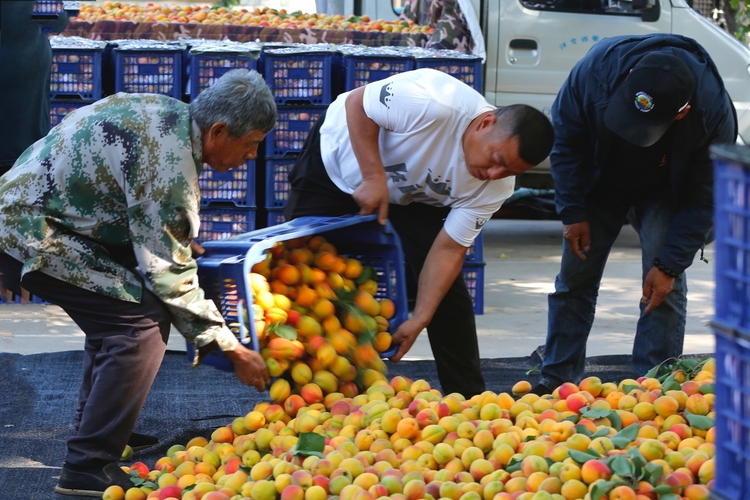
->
[[0, 350, 671, 499]]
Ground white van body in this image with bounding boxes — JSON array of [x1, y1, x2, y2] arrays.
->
[[361, 0, 750, 151], [483, 0, 750, 147]]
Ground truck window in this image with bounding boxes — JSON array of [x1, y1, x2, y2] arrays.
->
[[520, 0, 646, 16]]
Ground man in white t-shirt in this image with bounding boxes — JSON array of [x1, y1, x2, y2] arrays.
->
[[285, 68, 553, 397]]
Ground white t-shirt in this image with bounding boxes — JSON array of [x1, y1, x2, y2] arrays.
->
[[319, 68, 515, 247]]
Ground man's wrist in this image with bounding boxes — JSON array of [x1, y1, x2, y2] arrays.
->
[[653, 258, 680, 278]]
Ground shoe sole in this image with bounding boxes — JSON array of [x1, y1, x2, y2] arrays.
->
[[54, 485, 106, 497]]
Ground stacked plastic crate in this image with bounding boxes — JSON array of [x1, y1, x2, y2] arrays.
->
[[412, 48, 484, 91], [709, 145, 750, 499], [112, 39, 186, 100], [260, 44, 337, 228], [189, 41, 262, 243], [49, 36, 107, 129]]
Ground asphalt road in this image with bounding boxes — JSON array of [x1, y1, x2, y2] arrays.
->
[[0, 218, 716, 361]]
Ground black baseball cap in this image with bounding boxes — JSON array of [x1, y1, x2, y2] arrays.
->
[[603, 52, 695, 147]]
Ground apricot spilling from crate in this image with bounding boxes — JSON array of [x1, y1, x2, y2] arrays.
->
[[119, 363, 719, 500], [243, 235, 395, 399]]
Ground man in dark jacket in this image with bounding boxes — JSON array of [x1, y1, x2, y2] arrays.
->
[[532, 34, 737, 395]]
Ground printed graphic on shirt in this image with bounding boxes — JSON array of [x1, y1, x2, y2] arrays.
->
[[392, 168, 458, 206], [475, 218, 488, 230], [380, 83, 394, 109]]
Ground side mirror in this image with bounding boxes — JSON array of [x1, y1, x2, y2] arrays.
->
[[632, 0, 654, 10]]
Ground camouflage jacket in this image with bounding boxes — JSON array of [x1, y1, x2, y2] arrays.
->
[[0, 93, 239, 357]]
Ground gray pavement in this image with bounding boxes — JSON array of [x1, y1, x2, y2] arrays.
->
[[0, 218, 716, 360]]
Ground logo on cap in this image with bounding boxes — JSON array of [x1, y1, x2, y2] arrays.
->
[[634, 92, 654, 113]]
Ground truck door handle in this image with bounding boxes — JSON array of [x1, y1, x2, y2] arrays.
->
[[510, 39, 538, 50]]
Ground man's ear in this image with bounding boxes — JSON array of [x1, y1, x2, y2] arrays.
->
[[209, 121, 228, 140], [478, 112, 497, 131]]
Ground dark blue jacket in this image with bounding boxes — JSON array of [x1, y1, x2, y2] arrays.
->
[[551, 34, 737, 275]]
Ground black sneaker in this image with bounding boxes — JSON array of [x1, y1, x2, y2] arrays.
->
[[530, 382, 553, 396], [55, 462, 134, 497], [128, 432, 158, 452]]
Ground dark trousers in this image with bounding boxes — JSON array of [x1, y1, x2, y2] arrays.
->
[[284, 116, 485, 397], [0, 253, 170, 468]]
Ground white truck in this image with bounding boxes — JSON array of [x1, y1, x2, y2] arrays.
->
[[360, 0, 750, 179]]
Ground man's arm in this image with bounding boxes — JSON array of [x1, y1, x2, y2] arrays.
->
[[643, 94, 737, 313], [345, 86, 390, 225], [390, 228, 468, 362]]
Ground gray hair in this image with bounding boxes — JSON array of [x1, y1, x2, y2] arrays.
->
[[190, 69, 277, 137]]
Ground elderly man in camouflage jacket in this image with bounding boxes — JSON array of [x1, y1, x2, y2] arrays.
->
[[0, 69, 276, 496]]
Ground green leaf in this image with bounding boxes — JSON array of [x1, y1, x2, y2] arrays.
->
[[626, 447, 647, 469], [505, 460, 522, 474], [612, 423, 639, 444], [272, 324, 298, 340], [661, 373, 681, 392], [590, 480, 615, 500], [575, 424, 593, 437], [525, 364, 539, 376], [292, 432, 326, 458], [356, 326, 377, 346], [652, 484, 678, 494], [239, 464, 252, 473], [183, 484, 196, 492], [610, 454, 633, 478], [621, 384, 640, 395], [684, 411, 715, 430], [142, 481, 157, 489], [607, 410, 622, 431], [579, 407, 612, 419], [563, 414, 579, 423], [523, 434, 536, 442], [335, 287, 359, 304], [678, 358, 700, 372], [645, 462, 664, 485], [569, 450, 601, 463], [591, 427, 610, 438], [354, 266, 375, 285], [699, 383, 714, 395], [644, 364, 661, 378]]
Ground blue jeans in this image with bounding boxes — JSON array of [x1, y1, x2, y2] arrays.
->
[[540, 193, 689, 387]]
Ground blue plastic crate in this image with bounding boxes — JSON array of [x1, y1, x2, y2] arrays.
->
[[50, 48, 104, 100], [32, 0, 63, 18], [465, 231, 484, 263], [50, 99, 94, 129], [190, 214, 406, 370], [189, 51, 259, 99], [198, 206, 256, 244], [415, 53, 483, 91], [264, 158, 296, 209], [266, 209, 286, 227], [264, 48, 335, 105], [265, 107, 325, 158], [199, 160, 256, 207], [462, 263, 485, 315], [342, 53, 415, 91], [713, 145, 750, 332], [114, 48, 185, 98], [713, 321, 750, 499]]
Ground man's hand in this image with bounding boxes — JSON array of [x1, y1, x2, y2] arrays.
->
[[563, 221, 590, 260], [190, 241, 205, 257], [389, 317, 425, 363], [352, 174, 390, 225], [224, 344, 270, 392], [642, 266, 675, 314]]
